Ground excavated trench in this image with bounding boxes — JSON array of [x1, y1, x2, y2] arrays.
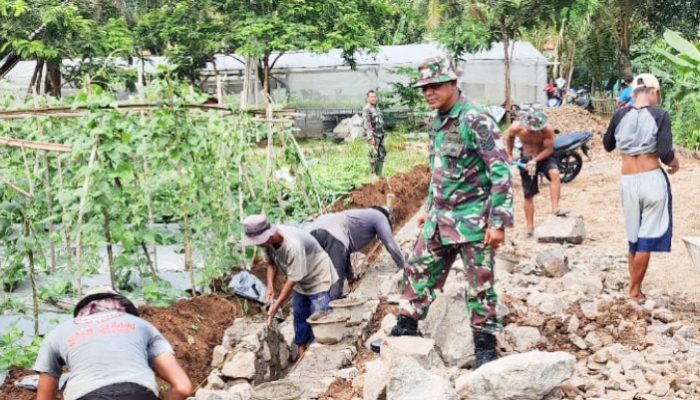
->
[[0, 165, 431, 400]]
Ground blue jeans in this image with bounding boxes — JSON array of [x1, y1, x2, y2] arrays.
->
[[293, 291, 331, 346]]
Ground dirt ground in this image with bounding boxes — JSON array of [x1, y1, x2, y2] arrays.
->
[[510, 151, 700, 302]]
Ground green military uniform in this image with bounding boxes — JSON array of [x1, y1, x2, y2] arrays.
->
[[362, 103, 386, 176], [399, 57, 514, 335]]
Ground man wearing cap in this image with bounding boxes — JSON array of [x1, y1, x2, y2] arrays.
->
[[604, 73, 679, 303], [505, 109, 564, 236], [381, 56, 513, 368], [34, 287, 193, 400], [242, 214, 338, 358], [309, 206, 405, 299], [363, 89, 386, 177]]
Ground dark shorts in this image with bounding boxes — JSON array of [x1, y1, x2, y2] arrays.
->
[[519, 156, 559, 199], [292, 291, 331, 346], [310, 229, 352, 300], [78, 382, 157, 400]]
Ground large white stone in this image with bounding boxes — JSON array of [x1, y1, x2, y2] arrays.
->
[[536, 248, 570, 278], [380, 336, 443, 369], [221, 350, 256, 380], [505, 325, 543, 352], [534, 215, 586, 244], [527, 292, 566, 315], [387, 356, 459, 400], [422, 290, 474, 367], [195, 389, 241, 400], [333, 114, 365, 141], [455, 351, 576, 400], [562, 271, 603, 295]]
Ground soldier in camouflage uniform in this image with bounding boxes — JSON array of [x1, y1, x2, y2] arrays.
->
[[379, 56, 514, 369], [362, 90, 386, 176]]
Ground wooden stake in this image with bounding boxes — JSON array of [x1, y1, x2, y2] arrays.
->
[[74, 140, 99, 297], [42, 153, 56, 271], [56, 157, 72, 270]]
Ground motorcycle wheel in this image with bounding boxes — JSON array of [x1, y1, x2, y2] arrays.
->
[[557, 152, 583, 183]]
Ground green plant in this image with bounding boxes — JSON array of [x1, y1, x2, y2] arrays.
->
[[655, 30, 700, 149], [142, 280, 184, 308], [0, 325, 42, 371], [0, 297, 27, 315], [38, 279, 75, 304], [388, 66, 428, 128]]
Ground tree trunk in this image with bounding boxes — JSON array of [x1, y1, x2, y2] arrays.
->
[[44, 59, 61, 97], [263, 55, 271, 97], [102, 208, 116, 289], [501, 20, 513, 123], [616, 9, 633, 75], [27, 59, 44, 95], [566, 41, 576, 91]]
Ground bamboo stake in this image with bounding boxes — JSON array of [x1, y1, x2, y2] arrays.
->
[[56, 157, 72, 270], [0, 136, 72, 153], [42, 153, 56, 271], [20, 145, 35, 197], [0, 174, 33, 198], [177, 166, 197, 297], [74, 140, 99, 297], [24, 220, 39, 335], [102, 208, 116, 289], [286, 131, 325, 212]]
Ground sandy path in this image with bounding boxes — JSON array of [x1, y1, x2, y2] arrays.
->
[[509, 150, 700, 302]]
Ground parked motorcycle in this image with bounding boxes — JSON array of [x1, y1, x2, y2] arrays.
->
[[514, 130, 593, 183], [574, 88, 594, 113]]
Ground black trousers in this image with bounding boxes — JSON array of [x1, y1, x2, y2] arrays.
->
[[78, 382, 158, 400], [310, 229, 351, 300]]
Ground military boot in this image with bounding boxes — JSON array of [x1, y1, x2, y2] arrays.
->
[[370, 315, 419, 353], [473, 331, 498, 369]]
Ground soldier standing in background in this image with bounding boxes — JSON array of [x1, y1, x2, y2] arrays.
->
[[378, 56, 514, 369], [363, 90, 386, 177]]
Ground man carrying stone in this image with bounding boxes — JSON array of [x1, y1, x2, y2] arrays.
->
[[363, 89, 386, 177], [505, 110, 564, 236], [603, 74, 679, 303], [34, 287, 193, 400], [380, 56, 514, 369], [309, 206, 405, 299], [242, 214, 338, 358]]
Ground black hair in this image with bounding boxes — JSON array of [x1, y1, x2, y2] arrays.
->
[[623, 75, 634, 83], [367, 89, 377, 97], [370, 205, 393, 227]]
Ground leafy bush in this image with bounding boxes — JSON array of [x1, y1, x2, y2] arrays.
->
[[655, 30, 700, 149], [0, 325, 42, 371]]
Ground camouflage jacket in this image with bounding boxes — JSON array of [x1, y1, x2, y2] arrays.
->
[[362, 104, 384, 138], [423, 96, 514, 244]]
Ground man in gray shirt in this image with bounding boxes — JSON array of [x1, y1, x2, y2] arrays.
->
[[34, 287, 193, 400], [243, 214, 338, 358], [309, 206, 405, 299]]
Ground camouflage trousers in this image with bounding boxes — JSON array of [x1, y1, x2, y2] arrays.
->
[[368, 134, 386, 175], [399, 229, 502, 334]]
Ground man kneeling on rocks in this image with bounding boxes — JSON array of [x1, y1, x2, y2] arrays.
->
[[243, 214, 338, 358], [309, 206, 405, 299], [376, 56, 514, 369], [34, 287, 193, 400]]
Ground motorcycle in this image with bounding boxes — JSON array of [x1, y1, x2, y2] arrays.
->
[[514, 130, 593, 183], [574, 88, 594, 113]]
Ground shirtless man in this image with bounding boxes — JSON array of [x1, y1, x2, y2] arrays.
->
[[505, 110, 562, 236]]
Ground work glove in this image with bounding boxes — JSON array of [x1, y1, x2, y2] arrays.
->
[[526, 160, 537, 177]]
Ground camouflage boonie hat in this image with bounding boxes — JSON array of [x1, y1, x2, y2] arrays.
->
[[413, 56, 460, 88], [520, 110, 549, 131]]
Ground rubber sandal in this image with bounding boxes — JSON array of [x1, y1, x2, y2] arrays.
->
[[554, 210, 570, 217]]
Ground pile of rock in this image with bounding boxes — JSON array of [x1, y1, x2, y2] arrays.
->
[[193, 318, 291, 400], [333, 115, 365, 141]]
